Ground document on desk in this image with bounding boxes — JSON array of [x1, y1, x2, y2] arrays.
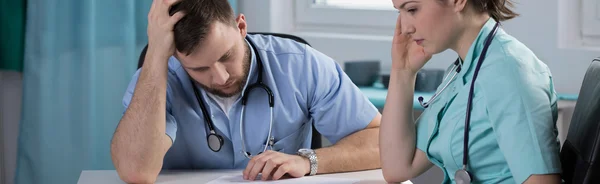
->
[[206, 174, 360, 184]]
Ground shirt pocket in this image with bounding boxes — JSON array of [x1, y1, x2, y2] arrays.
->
[[271, 121, 310, 154]]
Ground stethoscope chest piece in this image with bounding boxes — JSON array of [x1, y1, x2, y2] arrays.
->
[[207, 131, 224, 152], [455, 169, 471, 184]]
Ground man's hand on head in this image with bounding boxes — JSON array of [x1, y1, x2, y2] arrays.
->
[[242, 150, 310, 181], [146, 0, 186, 61]]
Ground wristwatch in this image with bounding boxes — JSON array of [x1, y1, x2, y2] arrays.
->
[[297, 148, 318, 176]]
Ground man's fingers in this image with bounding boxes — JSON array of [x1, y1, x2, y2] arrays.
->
[[243, 151, 280, 180], [243, 155, 258, 179], [154, 0, 181, 15], [150, 0, 157, 13], [168, 11, 186, 27], [260, 160, 277, 181], [248, 158, 266, 181], [247, 153, 278, 181], [244, 153, 266, 180], [261, 156, 286, 180], [148, 0, 160, 20], [272, 163, 291, 180], [243, 152, 266, 179]]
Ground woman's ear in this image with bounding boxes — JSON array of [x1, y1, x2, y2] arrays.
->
[[453, 0, 468, 12]]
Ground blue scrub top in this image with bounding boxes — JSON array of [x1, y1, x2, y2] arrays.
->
[[122, 34, 378, 170], [415, 18, 561, 184]]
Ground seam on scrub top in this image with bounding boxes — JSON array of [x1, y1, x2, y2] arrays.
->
[[258, 35, 306, 55], [256, 45, 305, 56]]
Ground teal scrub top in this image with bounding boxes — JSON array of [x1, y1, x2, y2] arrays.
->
[[415, 18, 562, 184]]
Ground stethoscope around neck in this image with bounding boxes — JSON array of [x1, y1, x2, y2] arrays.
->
[[189, 36, 275, 159], [417, 22, 500, 184]]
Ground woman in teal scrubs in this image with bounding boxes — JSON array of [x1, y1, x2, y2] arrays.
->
[[379, 0, 562, 183]]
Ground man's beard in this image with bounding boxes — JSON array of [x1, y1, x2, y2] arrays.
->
[[197, 41, 251, 98]]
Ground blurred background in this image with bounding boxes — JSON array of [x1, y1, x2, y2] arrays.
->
[[0, 0, 598, 183]]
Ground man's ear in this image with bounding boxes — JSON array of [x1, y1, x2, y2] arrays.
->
[[453, 0, 468, 12], [236, 14, 247, 38]]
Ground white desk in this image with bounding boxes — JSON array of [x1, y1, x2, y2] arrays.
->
[[78, 169, 411, 184]]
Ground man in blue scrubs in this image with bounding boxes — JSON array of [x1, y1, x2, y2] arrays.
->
[[110, 0, 381, 183]]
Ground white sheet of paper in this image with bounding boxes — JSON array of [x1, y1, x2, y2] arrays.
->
[[206, 174, 360, 184]]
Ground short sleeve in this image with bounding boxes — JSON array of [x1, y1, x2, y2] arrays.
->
[[415, 116, 430, 153], [122, 69, 178, 143], [479, 57, 561, 184], [304, 46, 379, 144]]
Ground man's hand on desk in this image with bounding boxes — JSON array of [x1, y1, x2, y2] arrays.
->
[[242, 150, 310, 181]]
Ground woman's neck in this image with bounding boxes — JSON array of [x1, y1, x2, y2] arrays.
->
[[452, 14, 491, 61]]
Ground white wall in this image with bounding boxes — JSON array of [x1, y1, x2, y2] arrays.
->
[[241, 0, 599, 95]]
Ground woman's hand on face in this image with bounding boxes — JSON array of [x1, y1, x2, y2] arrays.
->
[[391, 15, 432, 74]]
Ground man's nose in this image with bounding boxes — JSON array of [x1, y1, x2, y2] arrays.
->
[[211, 63, 229, 85]]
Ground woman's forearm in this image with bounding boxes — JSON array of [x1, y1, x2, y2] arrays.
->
[[379, 70, 428, 182]]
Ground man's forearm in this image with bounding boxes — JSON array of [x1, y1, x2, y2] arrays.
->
[[111, 53, 172, 183], [314, 127, 381, 174]]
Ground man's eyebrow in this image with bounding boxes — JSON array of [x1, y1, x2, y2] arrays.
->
[[185, 47, 234, 70], [397, 1, 417, 9], [188, 65, 209, 70], [218, 47, 234, 61]]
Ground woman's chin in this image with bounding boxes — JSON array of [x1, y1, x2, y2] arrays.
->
[[425, 46, 446, 56], [421, 47, 435, 56]]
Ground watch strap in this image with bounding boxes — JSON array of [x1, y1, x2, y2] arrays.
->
[[306, 151, 318, 176], [298, 149, 318, 176]]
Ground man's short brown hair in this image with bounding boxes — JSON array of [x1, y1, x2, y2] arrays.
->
[[169, 0, 236, 56]]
